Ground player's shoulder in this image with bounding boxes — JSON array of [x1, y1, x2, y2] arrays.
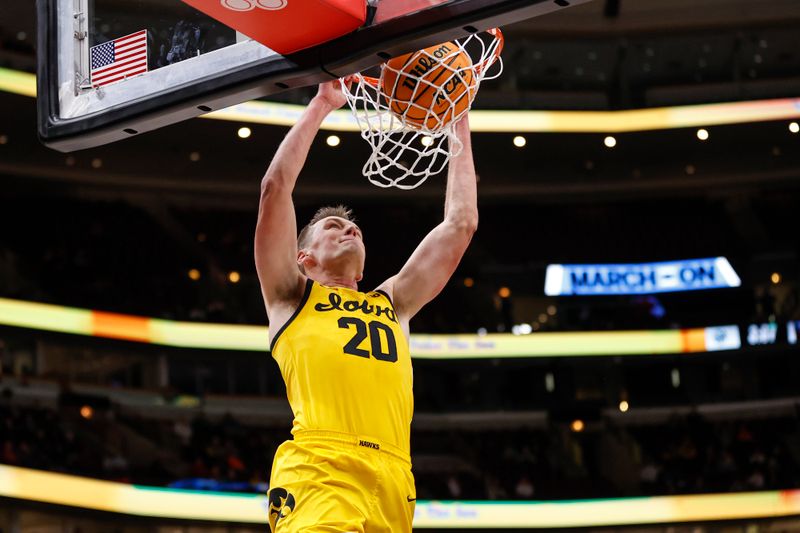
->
[[267, 275, 313, 350], [373, 277, 411, 336], [266, 275, 312, 322], [373, 276, 396, 304]]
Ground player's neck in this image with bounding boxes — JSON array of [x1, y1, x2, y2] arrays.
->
[[323, 279, 358, 291], [305, 258, 363, 290], [316, 276, 359, 290], [309, 269, 360, 291]]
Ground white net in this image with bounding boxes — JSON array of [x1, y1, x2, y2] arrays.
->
[[341, 29, 504, 189]]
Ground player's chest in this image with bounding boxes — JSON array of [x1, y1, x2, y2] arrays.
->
[[300, 305, 406, 364]]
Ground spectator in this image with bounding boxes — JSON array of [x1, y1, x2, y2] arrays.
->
[[514, 474, 535, 499]]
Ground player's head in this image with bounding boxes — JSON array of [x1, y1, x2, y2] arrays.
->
[[297, 205, 365, 280]]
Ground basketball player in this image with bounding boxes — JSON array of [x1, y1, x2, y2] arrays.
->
[[255, 79, 477, 532]]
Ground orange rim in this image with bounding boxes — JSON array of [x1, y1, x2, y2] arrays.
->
[[474, 27, 504, 76], [357, 28, 504, 88], [361, 75, 380, 88]]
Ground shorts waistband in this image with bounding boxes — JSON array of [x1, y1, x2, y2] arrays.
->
[[293, 429, 410, 465]]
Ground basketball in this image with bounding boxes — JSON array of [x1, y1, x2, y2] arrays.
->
[[381, 41, 475, 130]]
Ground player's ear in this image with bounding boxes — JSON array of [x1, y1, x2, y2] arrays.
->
[[356, 271, 363, 282], [297, 249, 314, 269]]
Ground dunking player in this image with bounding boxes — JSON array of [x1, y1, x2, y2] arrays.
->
[[255, 80, 478, 532]]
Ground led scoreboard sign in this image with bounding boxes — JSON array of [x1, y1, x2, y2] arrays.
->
[[746, 322, 778, 346], [545, 257, 741, 296], [741, 321, 800, 348]]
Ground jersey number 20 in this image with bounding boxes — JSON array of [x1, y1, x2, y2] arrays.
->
[[338, 317, 398, 362]]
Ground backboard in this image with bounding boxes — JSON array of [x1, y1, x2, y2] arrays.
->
[[38, 0, 592, 152]]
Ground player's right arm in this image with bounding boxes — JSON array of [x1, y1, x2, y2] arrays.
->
[[254, 81, 346, 310]]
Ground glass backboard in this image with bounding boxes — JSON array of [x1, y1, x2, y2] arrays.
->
[[37, 0, 592, 152]]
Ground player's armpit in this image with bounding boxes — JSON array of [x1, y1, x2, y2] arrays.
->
[[383, 218, 476, 321]]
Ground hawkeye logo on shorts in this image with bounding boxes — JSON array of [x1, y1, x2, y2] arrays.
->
[[315, 293, 397, 323], [359, 439, 380, 450], [268, 487, 296, 529]]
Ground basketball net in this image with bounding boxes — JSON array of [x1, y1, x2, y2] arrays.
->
[[341, 29, 503, 189]]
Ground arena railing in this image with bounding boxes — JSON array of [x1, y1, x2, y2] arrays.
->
[[1, 463, 798, 528]]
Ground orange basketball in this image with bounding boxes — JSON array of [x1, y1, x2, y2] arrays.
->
[[381, 41, 475, 130]]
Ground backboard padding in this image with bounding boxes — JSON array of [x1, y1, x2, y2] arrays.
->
[[37, 0, 593, 152]]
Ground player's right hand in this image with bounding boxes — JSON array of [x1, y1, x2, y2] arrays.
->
[[315, 79, 348, 110]]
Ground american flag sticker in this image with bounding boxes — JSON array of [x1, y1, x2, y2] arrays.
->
[[90, 30, 148, 88]]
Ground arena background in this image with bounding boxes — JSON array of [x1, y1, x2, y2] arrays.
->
[[1, 0, 800, 531]]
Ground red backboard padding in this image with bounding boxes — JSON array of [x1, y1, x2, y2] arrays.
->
[[181, 0, 366, 55]]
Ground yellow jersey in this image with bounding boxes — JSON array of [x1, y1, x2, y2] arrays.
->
[[270, 279, 414, 454]]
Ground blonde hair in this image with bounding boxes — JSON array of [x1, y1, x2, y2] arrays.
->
[[297, 205, 355, 273]]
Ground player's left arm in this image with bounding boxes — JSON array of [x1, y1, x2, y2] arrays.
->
[[377, 116, 478, 322]]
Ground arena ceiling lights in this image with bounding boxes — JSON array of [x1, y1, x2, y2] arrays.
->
[[3, 67, 800, 133]]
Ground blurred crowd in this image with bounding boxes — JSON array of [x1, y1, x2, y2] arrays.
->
[[0, 195, 797, 334], [2, 400, 798, 500], [414, 414, 800, 500]]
